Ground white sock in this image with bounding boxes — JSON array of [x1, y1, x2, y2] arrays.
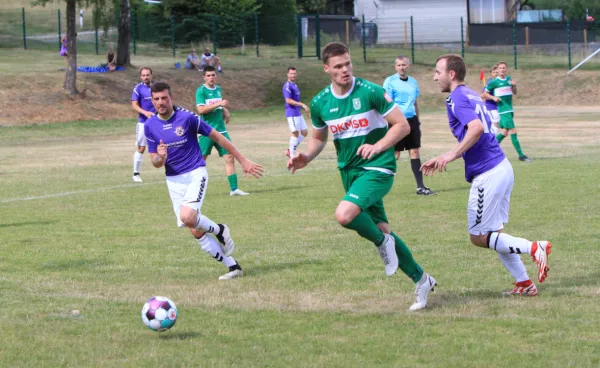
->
[[297, 134, 305, 145], [195, 213, 219, 234], [488, 232, 532, 255], [289, 136, 299, 157], [133, 151, 143, 173], [497, 253, 530, 283], [217, 65, 222, 71], [196, 234, 237, 267]]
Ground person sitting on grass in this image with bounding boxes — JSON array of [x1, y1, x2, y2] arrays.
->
[[106, 45, 117, 72]]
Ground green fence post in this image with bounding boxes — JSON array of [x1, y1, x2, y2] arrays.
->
[[95, 27, 99, 55], [297, 14, 302, 58], [255, 13, 259, 57], [58, 9, 62, 51], [212, 15, 217, 54], [513, 20, 517, 69], [410, 16, 415, 64], [315, 14, 321, 60], [22, 8, 26, 50], [567, 20, 571, 70], [132, 11, 136, 56], [171, 15, 175, 58], [362, 14, 366, 63], [461, 17, 465, 58]]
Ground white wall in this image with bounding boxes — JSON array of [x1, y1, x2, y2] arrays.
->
[[354, 0, 468, 44]]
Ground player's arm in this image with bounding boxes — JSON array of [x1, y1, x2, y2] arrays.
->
[[357, 107, 410, 159], [287, 102, 328, 173], [414, 99, 420, 118], [197, 100, 227, 115], [222, 107, 230, 124], [131, 100, 153, 118], [510, 79, 517, 95], [149, 140, 167, 168], [285, 98, 308, 109], [481, 90, 499, 102], [208, 130, 263, 178]]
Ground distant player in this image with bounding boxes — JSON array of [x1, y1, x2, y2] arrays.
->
[[422, 54, 551, 295], [131, 67, 155, 182], [144, 82, 263, 280], [287, 42, 437, 311], [482, 61, 531, 162], [383, 55, 435, 196], [196, 66, 249, 196], [282, 67, 310, 158], [201, 48, 222, 73], [482, 65, 500, 134]]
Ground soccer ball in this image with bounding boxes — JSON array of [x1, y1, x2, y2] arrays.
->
[[141, 296, 178, 332]]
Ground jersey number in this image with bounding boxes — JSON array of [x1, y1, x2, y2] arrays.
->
[[474, 104, 491, 134]]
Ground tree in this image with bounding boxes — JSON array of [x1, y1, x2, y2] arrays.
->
[[296, 0, 327, 14], [116, 0, 131, 66]]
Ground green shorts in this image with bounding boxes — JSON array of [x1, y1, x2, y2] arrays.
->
[[199, 132, 231, 157], [499, 112, 516, 130], [340, 168, 394, 225]]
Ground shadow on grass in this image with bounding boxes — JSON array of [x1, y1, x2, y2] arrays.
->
[[158, 331, 201, 340], [246, 259, 327, 276], [0, 220, 57, 228], [248, 185, 311, 194]]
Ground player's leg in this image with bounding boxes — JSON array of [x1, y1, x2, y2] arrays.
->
[[467, 159, 551, 283], [496, 114, 510, 143], [336, 170, 398, 276], [287, 116, 302, 158], [409, 131, 436, 196], [133, 122, 146, 182], [174, 167, 236, 256], [189, 228, 243, 280], [215, 56, 222, 73], [217, 133, 248, 196], [505, 115, 530, 161]]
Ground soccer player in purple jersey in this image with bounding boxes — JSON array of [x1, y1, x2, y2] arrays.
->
[[131, 67, 156, 183], [283, 67, 310, 158], [145, 82, 264, 280], [422, 54, 551, 295], [482, 64, 500, 134]]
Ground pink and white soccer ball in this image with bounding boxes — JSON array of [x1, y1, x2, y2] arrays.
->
[[141, 296, 178, 332]]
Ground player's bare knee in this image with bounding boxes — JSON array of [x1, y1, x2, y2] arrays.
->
[[376, 222, 390, 234], [300, 129, 308, 137], [224, 154, 234, 165], [292, 131, 300, 138], [509, 128, 518, 134], [335, 208, 355, 226], [469, 233, 488, 248], [179, 207, 197, 228], [188, 228, 205, 238], [409, 149, 420, 159], [137, 146, 146, 154]]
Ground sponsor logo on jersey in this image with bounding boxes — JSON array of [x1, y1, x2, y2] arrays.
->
[[349, 193, 359, 199], [330, 118, 369, 133], [384, 92, 393, 103], [329, 107, 339, 113], [352, 98, 361, 110], [175, 126, 184, 136], [494, 86, 513, 97], [205, 98, 223, 110]]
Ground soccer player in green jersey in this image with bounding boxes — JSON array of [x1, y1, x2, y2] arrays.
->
[[482, 61, 531, 162], [196, 66, 249, 196], [287, 42, 437, 311]]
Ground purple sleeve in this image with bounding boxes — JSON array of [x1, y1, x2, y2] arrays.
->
[[132, 86, 140, 102], [144, 123, 158, 153], [453, 94, 479, 127], [195, 115, 213, 136], [283, 83, 292, 99]]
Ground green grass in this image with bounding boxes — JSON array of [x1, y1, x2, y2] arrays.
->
[[1, 109, 599, 367]]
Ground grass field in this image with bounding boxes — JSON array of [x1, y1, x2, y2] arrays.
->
[[1, 106, 600, 367]]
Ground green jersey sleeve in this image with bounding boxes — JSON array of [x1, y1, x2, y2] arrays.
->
[[485, 79, 498, 93], [195, 87, 206, 106], [369, 83, 395, 116], [310, 98, 326, 129]]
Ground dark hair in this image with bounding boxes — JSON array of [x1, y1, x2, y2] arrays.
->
[[139, 67, 153, 75], [203, 66, 216, 75], [150, 81, 171, 95], [396, 55, 410, 63], [287, 66, 296, 72], [436, 54, 466, 82], [322, 42, 349, 65]]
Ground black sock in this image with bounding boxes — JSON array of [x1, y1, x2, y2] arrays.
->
[[229, 263, 242, 271], [410, 158, 425, 188]]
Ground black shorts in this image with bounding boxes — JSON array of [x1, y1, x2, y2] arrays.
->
[[393, 116, 421, 152]]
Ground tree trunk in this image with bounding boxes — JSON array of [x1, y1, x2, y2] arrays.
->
[[116, 0, 131, 66], [64, 0, 78, 95]]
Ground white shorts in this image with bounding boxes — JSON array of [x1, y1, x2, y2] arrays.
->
[[467, 158, 514, 235], [287, 115, 307, 133], [136, 122, 147, 147], [489, 109, 500, 124], [165, 167, 208, 228]]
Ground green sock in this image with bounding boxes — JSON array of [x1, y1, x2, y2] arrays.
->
[[510, 134, 524, 157], [496, 133, 505, 143], [391, 232, 424, 283], [342, 211, 385, 245], [227, 174, 238, 191]]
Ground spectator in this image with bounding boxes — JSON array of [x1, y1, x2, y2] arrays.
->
[[201, 48, 222, 73], [185, 49, 201, 70]]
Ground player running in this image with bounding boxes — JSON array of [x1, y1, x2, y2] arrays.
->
[[482, 61, 531, 162], [145, 82, 263, 280], [196, 66, 249, 196], [422, 54, 551, 295], [482, 64, 501, 134], [283, 67, 310, 158], [287, 42, 437, 311], [131, 67, 155, 182]]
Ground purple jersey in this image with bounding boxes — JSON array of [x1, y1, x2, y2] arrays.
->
[[483, 79, 498, 111], [145, 106, 213, 177], [132, 83, 155, 123], [283, 81, 302, 117], [446, 85, 505, 183]]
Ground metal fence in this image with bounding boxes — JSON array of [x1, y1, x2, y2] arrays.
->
[[2, 6, 599, 71]]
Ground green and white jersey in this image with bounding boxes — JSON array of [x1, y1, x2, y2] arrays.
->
[[195, 84, 226, 132], [485, 76, 514, 114], [311, 77, 396, 174]]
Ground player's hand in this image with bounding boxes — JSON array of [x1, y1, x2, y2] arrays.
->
[[421, 151, 457, 176], [510, 79, 517, 86], [302, 104, 311, 119], [144, 111, 154, 118], [157, 140, 168, 158], [287, 153, 309, 174], [240, 158, 264, 179], [356, 144, 383, 160], [219, 100, 229, 107], [493, 97, 501, 103], [223, 109, 231, 124]]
